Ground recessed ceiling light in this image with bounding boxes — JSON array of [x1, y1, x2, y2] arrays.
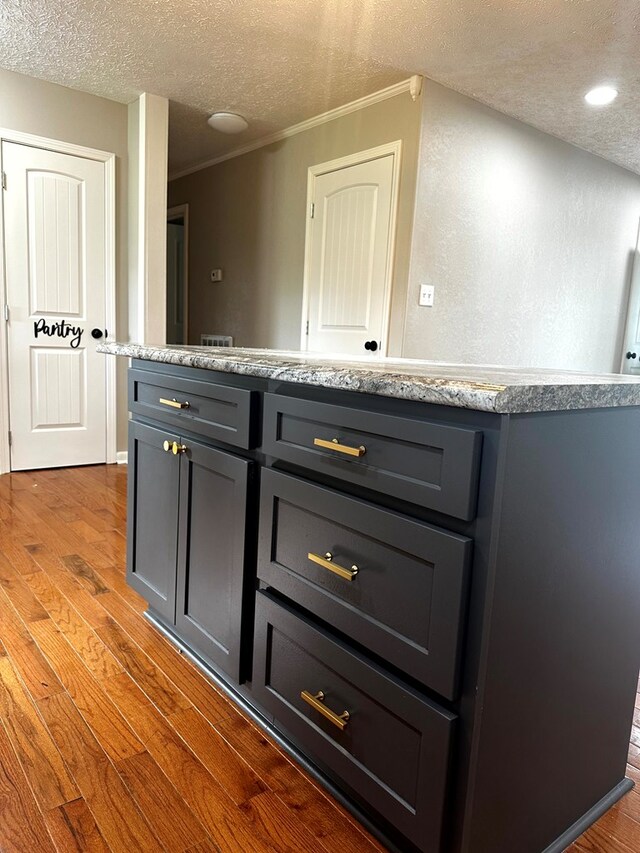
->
[[584, 86, 618, 106], [207, 112, 249, 134]]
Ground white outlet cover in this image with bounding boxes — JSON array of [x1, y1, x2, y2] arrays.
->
[[419, 284, 435, 306]]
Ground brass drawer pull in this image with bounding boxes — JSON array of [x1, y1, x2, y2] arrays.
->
[[162, 440, 188, 455], [308, 551, 359, 581], [300, 690, 350, 730], [313, 437, 366, 458], [159, 397, 190, 410]]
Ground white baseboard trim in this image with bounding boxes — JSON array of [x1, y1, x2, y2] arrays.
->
[[116, 451, 128, 465]]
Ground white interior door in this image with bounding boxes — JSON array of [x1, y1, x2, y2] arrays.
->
[[621, 219, 640, 375], [304, 151, 397, 356], [2, 141, 107, 471]]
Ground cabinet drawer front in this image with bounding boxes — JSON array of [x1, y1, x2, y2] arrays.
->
[[259, 469, 471, 699], [253, 592, 455, 851], [128, 369, 256, 448], [263, 394, 482, 519]]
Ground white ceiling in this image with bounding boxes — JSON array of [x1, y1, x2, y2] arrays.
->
[[1, 0, 639, 176]]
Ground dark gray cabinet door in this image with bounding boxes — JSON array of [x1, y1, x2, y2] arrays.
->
[[127, 421, 180, 622], [258, 468, 472, 699], [253, 591, 455, 852], [262, 393, 483, 520], [128, 368, 257, 448], [175, 438, 251, 681]]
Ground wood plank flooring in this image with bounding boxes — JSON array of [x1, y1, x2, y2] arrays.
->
[[0, 464, 637, 852]]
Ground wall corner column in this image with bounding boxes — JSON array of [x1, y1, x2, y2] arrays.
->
[[128, 92, 169, 345]]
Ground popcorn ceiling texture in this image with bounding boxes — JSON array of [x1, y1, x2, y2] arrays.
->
[[0, 0, 639, 175]]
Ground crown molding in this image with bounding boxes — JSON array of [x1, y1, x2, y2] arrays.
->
[[169, 75, 422, 181]]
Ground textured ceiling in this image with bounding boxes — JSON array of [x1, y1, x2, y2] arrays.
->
[[1, 0, 639, 176]]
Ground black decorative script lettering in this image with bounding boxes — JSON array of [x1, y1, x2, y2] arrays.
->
[[33, 318, 84, 349]]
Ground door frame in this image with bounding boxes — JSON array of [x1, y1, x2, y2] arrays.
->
[[619, 216, 640, 374], [0, 128, 117, 474], [299, 140, 402, 354], [167, 203, 189, 344]]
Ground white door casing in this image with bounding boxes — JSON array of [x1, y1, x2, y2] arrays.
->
[[166, 222, 185, 344], [166, 204, 189, 345], [301, 142, 401, 357], [620, 218, 640, 375], [1, 137, 116, 471]]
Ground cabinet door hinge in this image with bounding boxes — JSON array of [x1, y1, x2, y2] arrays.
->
[[3, 304, 8, 322], [1, 172, 6, 191], [310, 202, 315, 219]]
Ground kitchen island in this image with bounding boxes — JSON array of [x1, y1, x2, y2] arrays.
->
[[101, 343, 640, 853]]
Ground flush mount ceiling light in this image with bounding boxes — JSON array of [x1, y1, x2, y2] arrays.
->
[[207, 112, 249, 133], [584, 85, 618, 106]]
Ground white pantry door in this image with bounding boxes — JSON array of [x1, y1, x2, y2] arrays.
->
[[304, 152, 396, 356], [3, 141, 107, 471]]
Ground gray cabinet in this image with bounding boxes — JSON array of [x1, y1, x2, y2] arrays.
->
[[127, 418, 251, 681], [128, 367, 257, 448], [125, 359, 640, 853], [127, 421, 180, 622], [253, 591, 456, 852], [258, 468, 472, 699], [176, 441, 251, 680], [262, 392, 483, 519]]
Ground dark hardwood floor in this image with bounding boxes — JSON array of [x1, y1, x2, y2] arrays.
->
[[0, 464, 638, 852]]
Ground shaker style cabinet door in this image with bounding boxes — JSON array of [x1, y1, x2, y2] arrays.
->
[[175, 438, 252, 681], [127, 421, 181, 622], [253, 591, 456, 852]]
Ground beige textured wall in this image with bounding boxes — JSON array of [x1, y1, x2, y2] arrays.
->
[[168, 91, 422, 354], [405, 80, 640, 372], [0, 67, 130, 450]]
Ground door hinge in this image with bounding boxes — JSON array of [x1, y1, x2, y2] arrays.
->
[[7, 431, 11, 447], [310, 202, 315, 219], [305, 320, 309, 335], [3, 304, 8, 322], [1, 172, 6, 191]]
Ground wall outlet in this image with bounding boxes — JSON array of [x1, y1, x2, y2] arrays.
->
[[210, 269, 223, 282], [419, 284, 435, 306]]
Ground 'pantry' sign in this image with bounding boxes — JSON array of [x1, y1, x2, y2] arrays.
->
[[33, 319, 84, 349]]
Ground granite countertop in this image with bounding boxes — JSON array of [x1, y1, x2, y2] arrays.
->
[[98, 342, 640, 414]]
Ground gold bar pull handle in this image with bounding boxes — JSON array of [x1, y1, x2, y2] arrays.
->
[[313, 437, 365, 458], [159, 397, 190, 410], [308, 551, 359, 581], [300, 690, 350, 731]]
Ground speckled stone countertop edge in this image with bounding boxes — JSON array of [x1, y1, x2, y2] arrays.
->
[[98, 342, 640, 414]]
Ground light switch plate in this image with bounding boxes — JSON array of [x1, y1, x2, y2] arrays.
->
[[419, 284, 435, 306]]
